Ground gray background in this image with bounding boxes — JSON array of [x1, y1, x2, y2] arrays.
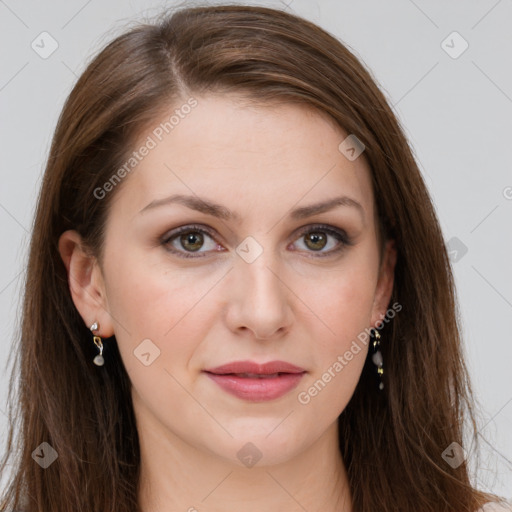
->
[[1, 0, 511, 500]]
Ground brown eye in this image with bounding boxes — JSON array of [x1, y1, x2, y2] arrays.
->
[[161, 225, 220, 258], [179, 231, 204, 252], [292, 224, 352, 257], [303, 232, 328, 251]]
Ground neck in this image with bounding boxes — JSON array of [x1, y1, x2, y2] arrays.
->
[[136, 410, 353, 512]]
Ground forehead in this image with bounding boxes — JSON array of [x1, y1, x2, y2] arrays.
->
[[112, 94, 375, 222]]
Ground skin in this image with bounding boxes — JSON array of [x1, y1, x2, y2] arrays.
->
[[59, 94, 396, 512]]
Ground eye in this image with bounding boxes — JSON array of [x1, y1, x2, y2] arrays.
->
[[161, 223, 352, 259], [161, 225, 222, 259], [291, 224, 352, 257]]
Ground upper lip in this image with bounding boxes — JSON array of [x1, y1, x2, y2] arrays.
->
[[204, 360, 306, 375]]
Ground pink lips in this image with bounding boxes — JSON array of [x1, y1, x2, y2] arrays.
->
[[203, 360, 306, 402]]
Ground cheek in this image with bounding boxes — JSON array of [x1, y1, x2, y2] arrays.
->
[[103, 250, 217, 378], [103, 264, 212, 426], [297, 255, 377, 402], [296, 274, 372, 418], [306, 254, 378, 342]]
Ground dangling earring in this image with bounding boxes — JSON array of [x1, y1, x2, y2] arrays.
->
[[370, 327, 384, 390], [90, 322, 104, 366]]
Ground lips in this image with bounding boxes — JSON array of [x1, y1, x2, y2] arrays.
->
[[203, 360, 306, 402], [204, 360, 306, 375]]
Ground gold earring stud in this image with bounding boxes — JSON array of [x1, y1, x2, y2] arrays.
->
[[90, 322, 104, 366]]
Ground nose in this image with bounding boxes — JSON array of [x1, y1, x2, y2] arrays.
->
[[222, 247, 294, 341]]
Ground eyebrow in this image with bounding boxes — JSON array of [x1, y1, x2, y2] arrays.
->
[[138, 194, 365, 222]]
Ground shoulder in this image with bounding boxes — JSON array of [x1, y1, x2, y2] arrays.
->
[[478, 502, 512, 512]]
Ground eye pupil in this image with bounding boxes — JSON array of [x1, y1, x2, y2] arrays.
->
[[180, 232, 203, 251], [305, 232, 327, 251]]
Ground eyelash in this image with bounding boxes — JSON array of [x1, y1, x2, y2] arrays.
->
[[160, 223, 353, 259]]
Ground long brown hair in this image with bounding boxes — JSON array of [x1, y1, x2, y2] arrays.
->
[[0, 3, 505, 511]]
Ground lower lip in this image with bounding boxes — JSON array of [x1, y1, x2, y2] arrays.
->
[[204, 372, 305, 402]]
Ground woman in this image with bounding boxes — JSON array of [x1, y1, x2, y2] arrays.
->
[[0, 4, 510, 511]]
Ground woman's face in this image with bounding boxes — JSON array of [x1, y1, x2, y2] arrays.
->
[[64, 94, 396, 467]]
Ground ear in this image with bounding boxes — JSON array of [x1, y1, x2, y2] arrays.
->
[[58, 230, 115, 338], [370, 239, 397, 328]]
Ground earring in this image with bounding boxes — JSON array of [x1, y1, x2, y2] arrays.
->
[[370, 327, 384, 390], [90, 322, 104, 366]]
